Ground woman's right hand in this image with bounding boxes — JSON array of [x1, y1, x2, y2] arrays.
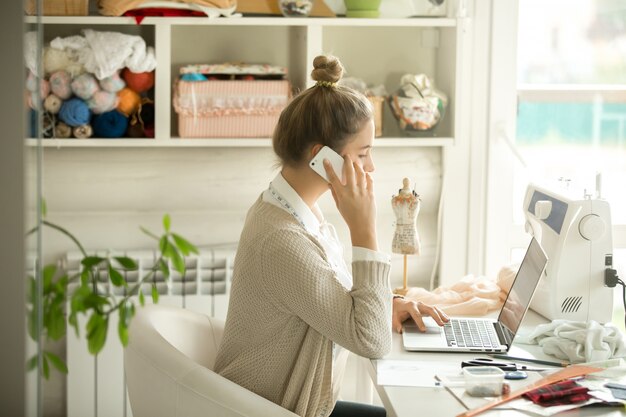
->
[[324, 156, 378, 251]]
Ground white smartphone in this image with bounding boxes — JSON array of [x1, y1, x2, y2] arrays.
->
[[309, 146, 345, 183]]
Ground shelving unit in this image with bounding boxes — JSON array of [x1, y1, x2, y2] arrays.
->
[[26, 14, 467, 148], [28, 10, 474, 417]]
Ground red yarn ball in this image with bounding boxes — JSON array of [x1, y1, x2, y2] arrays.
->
[[122, 68, 155, 93]]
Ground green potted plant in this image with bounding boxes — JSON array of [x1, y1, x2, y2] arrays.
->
[[344, 0, 382, 17], [26, 208, 199, 378]]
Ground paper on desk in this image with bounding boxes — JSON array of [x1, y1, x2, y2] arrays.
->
[[376, 360, 458, 387]]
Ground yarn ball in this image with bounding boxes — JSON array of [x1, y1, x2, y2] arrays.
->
[[55, 122, 72, 138], [58, 98, 91, 127], [116, 88, 141, 116], [73, 124, 93, 139], [126, 121, 144, 138], [44, 47, 85, 77], [26, 73, 50, 99], [88, 91, 118, 114], [144, 124, 155, 138], [122, 68, 154, 93], [71, 73, 99, 100], [139, 101, 155, 126], [44, 94, 63, 114], [49, 71, 72, 100], [181, 73, 207, 82], [92, 110, 129, 138], [99, 71, 126, 93]]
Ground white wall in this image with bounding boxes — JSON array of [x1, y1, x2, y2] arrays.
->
[[36, 146, 442, 290]]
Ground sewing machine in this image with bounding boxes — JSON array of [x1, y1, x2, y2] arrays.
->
[[523, 182, 614, 323]]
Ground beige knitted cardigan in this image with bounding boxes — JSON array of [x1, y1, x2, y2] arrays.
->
[[214, 196, 392, 417]]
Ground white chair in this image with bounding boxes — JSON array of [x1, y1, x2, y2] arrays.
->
[[124, 304, 298, 417]]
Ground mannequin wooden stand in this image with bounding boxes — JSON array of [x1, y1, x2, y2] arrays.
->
[[394, 254, 409, 296]]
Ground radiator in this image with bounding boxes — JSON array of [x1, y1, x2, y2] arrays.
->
[[65, 246, 235, 417]]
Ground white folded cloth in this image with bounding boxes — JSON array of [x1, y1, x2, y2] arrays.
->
[[517, 320, 626, 363], [50, 29, 157, 80]]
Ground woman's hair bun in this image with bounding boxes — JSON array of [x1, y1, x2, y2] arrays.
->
[[311, 55, 344, 83]]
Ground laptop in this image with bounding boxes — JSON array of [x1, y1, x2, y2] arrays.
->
[[402, 237, 548, 353]]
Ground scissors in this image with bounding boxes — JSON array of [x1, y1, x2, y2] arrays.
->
[[461, 357, 549, 372]]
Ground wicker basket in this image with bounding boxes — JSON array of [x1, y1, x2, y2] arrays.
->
[[25, 0, 89, 16], [368, 96, 385, 137]]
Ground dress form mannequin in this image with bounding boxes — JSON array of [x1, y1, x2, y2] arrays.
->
[[391, 178, 421, 295]]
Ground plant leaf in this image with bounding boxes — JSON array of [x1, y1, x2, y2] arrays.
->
[[140, 226, 159, 240], [68, 312, 79, 338], [86, 314, 108, 355], [159, 235, 168, 254], [80, 268, 90, 286], [26, 354, 38, 371], [165, 244, 185, 275], [44, 351, 68, 374], [163, 214, 171, 232], [138, 290, 145, 306], [171, 233, 199, 256], [151, 284, 159, 304], [113, 256, 137, 270], [46, 304, 66, 340], [108, 264, 126, 287], [43, 264, 57, 293], [81, 256, 105, 270], [117, 300, 133, 346], [158, 259, 170, 279]]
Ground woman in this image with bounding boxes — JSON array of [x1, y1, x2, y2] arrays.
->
[[214, 55, 448, 417]]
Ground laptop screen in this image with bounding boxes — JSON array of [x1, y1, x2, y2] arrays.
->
[[497, 238, 548, 336]]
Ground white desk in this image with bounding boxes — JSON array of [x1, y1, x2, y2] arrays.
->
[[367, 311, 626, 417]]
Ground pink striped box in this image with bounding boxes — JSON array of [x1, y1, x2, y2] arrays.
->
[[174, 79, 291, 138]]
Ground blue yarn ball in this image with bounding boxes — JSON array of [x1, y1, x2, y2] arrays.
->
[[58, 98, 91, 127], [92, 110, 129, 138]]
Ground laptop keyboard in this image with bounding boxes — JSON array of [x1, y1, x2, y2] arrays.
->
[[443, 319, 500, 348]]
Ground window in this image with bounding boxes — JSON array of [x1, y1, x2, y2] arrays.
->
[[487, 0, 626, 326]]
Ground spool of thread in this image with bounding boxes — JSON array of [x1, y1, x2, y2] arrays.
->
[[100, 71, 126, 93], [73, 124, 93, 139], [44, 94, 63, 114], [55, 122, 72, 138], [88, 91, 118, 114], [71, 73, 99, 100], [58, 98, 91, 127], [49, 71, 72, 100], [122, 68, 155, 93], [116, 88, 141, 116], [92, 110, 129, 138], [42, 112, 54, 138]]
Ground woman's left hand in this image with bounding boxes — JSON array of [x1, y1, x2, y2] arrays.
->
[[392, 297, 449, 333]]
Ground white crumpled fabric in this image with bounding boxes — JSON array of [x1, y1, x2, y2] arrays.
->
[[50, 29, 157, 80], [517, 319, 626, 363]]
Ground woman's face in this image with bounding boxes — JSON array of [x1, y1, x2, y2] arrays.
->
[[340, 118, 376, 173]]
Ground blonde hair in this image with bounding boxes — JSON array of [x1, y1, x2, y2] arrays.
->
[[272, 55, 373, 166]]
